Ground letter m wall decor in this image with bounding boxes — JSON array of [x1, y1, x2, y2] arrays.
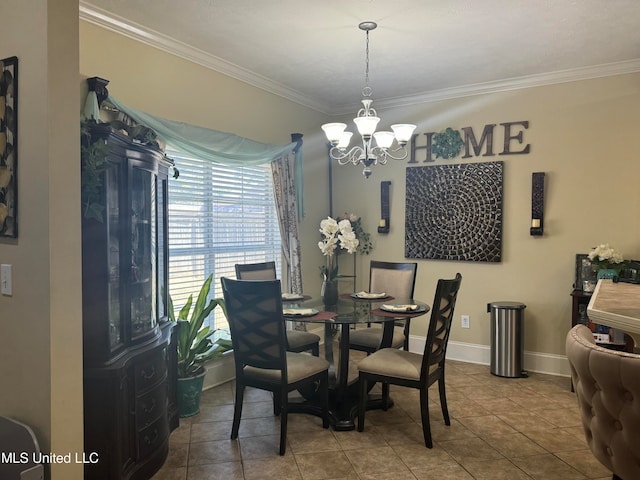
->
[[405, 161, 503, 262]]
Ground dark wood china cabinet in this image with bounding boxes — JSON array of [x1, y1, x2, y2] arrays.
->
[[81, 122, 177, 480]]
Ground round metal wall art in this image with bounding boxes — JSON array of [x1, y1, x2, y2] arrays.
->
[[431, 127, 464, 160], [405, 161, 503, 262]]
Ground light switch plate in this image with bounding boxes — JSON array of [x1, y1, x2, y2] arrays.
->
[[1, 264, 13, 295], [461, 315, 470, 329]]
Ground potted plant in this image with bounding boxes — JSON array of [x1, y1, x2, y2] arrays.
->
[[169, 274, 233, 417]]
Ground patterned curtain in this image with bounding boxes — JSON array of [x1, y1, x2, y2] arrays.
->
[[271, 150, 303, 295]]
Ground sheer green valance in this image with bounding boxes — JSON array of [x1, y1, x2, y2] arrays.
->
[[83, 94, 304, 218], [106, 95, 297, 166]]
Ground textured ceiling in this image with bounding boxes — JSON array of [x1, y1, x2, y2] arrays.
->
[[81, 0, 640, 115]]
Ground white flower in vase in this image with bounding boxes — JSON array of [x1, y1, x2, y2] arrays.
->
[[318, 216, 360, 280]]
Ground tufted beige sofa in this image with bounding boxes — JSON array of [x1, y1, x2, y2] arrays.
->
[[566, 325, 640, 480]]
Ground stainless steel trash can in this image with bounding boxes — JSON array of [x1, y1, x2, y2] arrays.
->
[[487, 301, 527, 378]]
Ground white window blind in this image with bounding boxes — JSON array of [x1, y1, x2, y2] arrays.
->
[[167, 148, 282, 332]]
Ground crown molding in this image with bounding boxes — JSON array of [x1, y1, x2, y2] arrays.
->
[[80, 3, 640, 117], [334, 59, 640, 115], [79, 3, 329, 114]]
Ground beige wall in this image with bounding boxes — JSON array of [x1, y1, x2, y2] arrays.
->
[[329, 74, 640, 360], [79, 22, 325, 145], [80, 21, 640, 373], [0, 1, 83, 479], [79, 19, 333, 320]]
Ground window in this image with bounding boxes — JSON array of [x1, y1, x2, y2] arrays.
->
[[167, 147, 282, 332]]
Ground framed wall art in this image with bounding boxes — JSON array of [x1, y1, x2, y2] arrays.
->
[[0, 56, 17, 238], [405, 161, 503, 262], [574, 254, 596, 292]]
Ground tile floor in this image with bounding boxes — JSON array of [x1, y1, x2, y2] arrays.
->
[[152, 359, 611, 480]]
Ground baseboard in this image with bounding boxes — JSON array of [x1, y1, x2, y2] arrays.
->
[[408, 335, 571, 378], [202, 353, 236, 390], [203, 331, 571, 388]]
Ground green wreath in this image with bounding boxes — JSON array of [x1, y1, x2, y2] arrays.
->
[[432, 127, 464, 160]]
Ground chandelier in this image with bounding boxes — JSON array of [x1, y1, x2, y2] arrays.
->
[[321, 22, 416, 179]]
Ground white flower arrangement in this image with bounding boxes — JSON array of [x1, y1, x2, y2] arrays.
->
[[318, 216, 361, 281], [588, 244, 625, 271], [318, 217, 359, 257]]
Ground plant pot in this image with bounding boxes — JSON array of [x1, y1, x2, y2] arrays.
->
[[177, 367, 207, 417]]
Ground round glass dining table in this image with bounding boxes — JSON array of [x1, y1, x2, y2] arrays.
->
[[284, 293, 430, 430]]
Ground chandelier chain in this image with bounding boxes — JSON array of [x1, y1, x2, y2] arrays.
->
[[364, 29, 370, 92]]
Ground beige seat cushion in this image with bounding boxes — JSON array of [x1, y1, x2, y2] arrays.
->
[[244, 352, 329, 384], [357, 348, 427, 381], [349, 326, 405, 350], [286, 330, 320, 350]]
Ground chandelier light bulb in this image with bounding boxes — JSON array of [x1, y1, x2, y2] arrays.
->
[[321, 123, 347, 144], [391, 124, 417, 144], [373, 131, 395, 149], [353, 116, 380, 137], [337, 131, 353, 150]]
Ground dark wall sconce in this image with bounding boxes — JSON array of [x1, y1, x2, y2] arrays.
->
[[378, 181, 391, 234], [530, 172, 545, 236]]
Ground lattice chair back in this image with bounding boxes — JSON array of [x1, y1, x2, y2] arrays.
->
[[221, 277, 287, 377], [421, 273, 462, 377], [235, 261, 277, 280]]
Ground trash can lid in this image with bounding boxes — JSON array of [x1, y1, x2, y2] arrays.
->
[[488, 301, 526, 309]]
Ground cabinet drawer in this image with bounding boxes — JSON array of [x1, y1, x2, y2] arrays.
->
[[136, 381, 168, 428], [137, 415, 169, 459], [134, 348, 167, 392]]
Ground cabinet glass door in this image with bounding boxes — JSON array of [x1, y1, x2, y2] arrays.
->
[[130, 165, 157, 339], [157, 178, 168, 321], [106, 166, 123, 350]]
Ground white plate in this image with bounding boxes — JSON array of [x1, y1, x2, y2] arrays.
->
[[351, 291, 388, 299], [282, 293, 304, 301], [283, 308, 318, 317], [380, 304, 425, 313]]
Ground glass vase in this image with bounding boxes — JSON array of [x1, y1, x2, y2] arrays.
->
[[321, 254, 339, 307], [321, 278, 339, 307]]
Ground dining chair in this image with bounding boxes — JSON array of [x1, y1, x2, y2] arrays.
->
[[357, 273, 462, 448], [349, 261, 418, 353], [235, 261, 320, 356], [221, 277, 330, 455]]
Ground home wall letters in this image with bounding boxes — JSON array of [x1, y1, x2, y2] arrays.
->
[[409, 121, 530, 164]]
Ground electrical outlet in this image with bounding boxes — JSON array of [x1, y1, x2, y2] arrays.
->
[[461, 314, 470, 329]]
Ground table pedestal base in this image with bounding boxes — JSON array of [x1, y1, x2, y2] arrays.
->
[[289, 385, 394, 431]]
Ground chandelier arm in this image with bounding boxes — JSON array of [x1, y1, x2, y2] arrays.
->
[[371, 145, 411, 162], [329, 145, 365, 166]]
